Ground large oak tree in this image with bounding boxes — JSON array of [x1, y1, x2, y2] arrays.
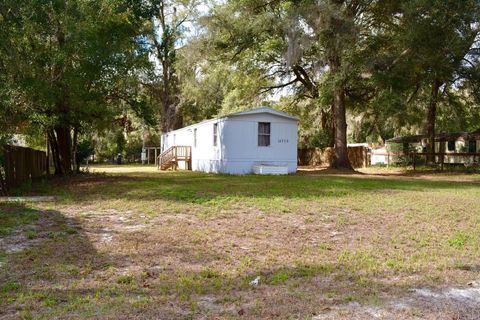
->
[[201, 0, 406, 169], [0, 0, 149, 174]]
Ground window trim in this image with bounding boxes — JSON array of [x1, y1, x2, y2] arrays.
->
[[258, 122, 271, 147], [213, 123, 218, 147], [193, 128, 197, 148]]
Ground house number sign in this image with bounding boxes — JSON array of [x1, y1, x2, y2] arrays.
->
[[278, 139, 289, 143]]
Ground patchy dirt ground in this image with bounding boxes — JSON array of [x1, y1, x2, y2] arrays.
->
[[1, 166, 480, 319]]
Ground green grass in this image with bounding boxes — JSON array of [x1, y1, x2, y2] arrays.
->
[[28, 168, 480, 218], [448, 232, 471, 248], [1, 281, 20, 293], [0, 204, 41, 236], [1, 166, 480, 318], [116, 274, 134, 285]]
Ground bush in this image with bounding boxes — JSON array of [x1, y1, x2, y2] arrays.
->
[[387, 142, 415, 165], [125, 138, 143, 163], [309, 130, 333, 149], [76, 139, 94, 164]]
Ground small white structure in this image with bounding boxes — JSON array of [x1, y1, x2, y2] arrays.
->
[[160, 107, 298, 174], [370, 146, 387, 165]]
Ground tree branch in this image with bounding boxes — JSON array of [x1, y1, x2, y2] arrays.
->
[[292, 65, 317, 97], [258, 78, 299, 95]]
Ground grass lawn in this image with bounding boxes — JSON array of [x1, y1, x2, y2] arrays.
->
[[1, 166, 480, 319]]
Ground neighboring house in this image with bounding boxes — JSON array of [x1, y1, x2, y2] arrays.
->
[[160, 107, 298, 174], [386, 131, 480, 164]]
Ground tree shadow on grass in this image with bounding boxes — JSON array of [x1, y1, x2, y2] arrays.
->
[[27, 171, 480, 206], [0, 204, 164, 319]]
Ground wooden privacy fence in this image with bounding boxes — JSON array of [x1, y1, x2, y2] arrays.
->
[[2, 145, 47, 190], [298, 146, 369, 168]]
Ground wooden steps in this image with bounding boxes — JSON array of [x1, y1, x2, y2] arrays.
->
[[157, 146, 192, 170]]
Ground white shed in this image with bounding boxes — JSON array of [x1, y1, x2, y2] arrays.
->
[[159, 107, 298, 174]]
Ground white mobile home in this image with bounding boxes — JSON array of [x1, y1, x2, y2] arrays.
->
[[159, 107, 298, 174]]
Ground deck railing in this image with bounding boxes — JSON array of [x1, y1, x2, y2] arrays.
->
[[410, 152, 480, 170], [371, 151, 480, 170]]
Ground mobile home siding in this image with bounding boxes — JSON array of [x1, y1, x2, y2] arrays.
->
[[162, 119, 226, 172], [221, 114, 297, 174]]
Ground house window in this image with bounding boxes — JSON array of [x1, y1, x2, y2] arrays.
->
[[447, 140, 455, 151], [468, 140, 477, 153], [258, 122, 271, 146], [213, 123, 218, 146], [193, 128, 197, 148]]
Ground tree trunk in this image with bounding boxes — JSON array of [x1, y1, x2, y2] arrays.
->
[[329, 54, 353, 170], [155, 2, 181, 134], [54, 126, 72, 174], [332, 84, 353, 170], [321, 107, 335, 147], [161, 98, 176, 133], [48, 130, 62, 175], [160, 61, 181, 133], [426, 79, 441, 164], [48, 127, 73, 175], [0, 165, 7, 195], [45, 131, 50, 175], [72, 127, 79, 173]]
